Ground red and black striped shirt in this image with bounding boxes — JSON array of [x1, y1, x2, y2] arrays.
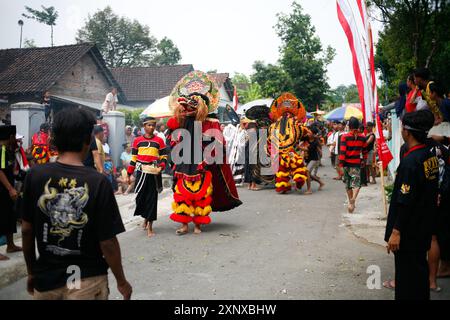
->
[[339, 132, 368, 167], [127, 135, 168, 175]]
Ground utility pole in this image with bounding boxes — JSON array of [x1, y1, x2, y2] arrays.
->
[[18, 20, 24, 48]]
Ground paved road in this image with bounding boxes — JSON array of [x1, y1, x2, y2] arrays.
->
[[1, 162, 448, 300]]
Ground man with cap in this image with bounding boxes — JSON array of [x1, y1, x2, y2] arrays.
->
[[0, 125, 22, 261], [127, 116, 168, 238], [385, 110, 439, 300]]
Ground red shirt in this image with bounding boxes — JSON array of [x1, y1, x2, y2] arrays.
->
[[405, 89, 422, 113], [127, 135, 167, 175], [339, 131, 368, 167]]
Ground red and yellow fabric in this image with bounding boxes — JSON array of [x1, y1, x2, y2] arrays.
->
[[275, 152, 308, 193], [127, 135, 168, 175], [170, 170, 214, 225], [31, 131, 50, 164]]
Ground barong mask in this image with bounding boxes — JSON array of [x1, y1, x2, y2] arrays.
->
[[170, 71, 220, 123]]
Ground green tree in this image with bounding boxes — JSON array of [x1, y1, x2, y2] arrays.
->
[[232, 73, 263, 104], [251, 61, 293, 99], [275, 2, 336, 110], [22, 6, 58, 47], [23, 38, 37, 48], [76, 7, 181, 68], [152, 37, 182, 66], [370, 0, 450, 92], [77, 7, 157, 68]]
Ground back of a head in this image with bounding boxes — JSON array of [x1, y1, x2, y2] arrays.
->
[[429, 82, 445, 97], [93, 125, 104, 136], [414, 68, 430, 80], [402, 110, 434, 143], [348, 117, 360, 130], [53, 109, 96, 153], [40, 123, 50, 132]]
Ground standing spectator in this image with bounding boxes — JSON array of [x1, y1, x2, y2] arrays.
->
[[305, 127, 325, 194], [414, 68, 443, 124], [124, 126, 134, 146], [332, 121, 345, 180], [20, 108, 132, 300], [93, 126, 105, 174], [405, 74, 423, 113], [41, 91, 52, 123], [102, 87, 118, 114], [0, 125, 22, 261], [96, 116, 109, 143], [339, 117, 368, 213], [155, 122, 166, 141], [83, 136, 103, 174], [365, 122, 377, 184], [395, 83, 408, 119], [384, 110, 437, 300], [428, 82, 450, 142], [326, 121, 337, 168]]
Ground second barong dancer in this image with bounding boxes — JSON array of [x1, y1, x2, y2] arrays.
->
[[127, 116, 168, 238]]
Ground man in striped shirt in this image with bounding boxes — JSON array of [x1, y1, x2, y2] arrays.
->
[[339, 117, 368, 213], [127, 116, 168, 237]]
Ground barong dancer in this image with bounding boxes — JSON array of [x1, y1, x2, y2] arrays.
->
[[167, 71, 242, 235]]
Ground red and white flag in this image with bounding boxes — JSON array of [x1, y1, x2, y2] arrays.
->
[[337, 0, 392, 169], [232, 86, 239, 111]]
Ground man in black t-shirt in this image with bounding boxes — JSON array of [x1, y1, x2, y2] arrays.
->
[[83, 137, 103, 174], [21, 108, 132, 300], [385, 110, 438, 300], [305, 127, 325, 194]]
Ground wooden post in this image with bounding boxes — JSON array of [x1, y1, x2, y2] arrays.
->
[[379, 161, 388, 216]]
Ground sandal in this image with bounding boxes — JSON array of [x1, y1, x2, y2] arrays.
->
[[176, 229, 189, 236], [430, 287, 442, 293]]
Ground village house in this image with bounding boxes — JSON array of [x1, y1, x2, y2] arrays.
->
[[0, 43, 128, 122]]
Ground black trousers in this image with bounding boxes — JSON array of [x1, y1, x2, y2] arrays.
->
[[394, 249, 430, 300], [134, 171, 158, 222]]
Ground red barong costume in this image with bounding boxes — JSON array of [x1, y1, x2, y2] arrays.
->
[[168, 71, 242, 225], [267, 93, 311, 194]]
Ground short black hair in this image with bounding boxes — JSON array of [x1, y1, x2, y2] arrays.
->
[[402, 110, 434, 143], [93, 125, 104, 135], [429, 82, 445, 97], [348, 117, 360, 130], [52, 108, 96, 152], [40, 123, 50, 131], [366, 121, 374, 128], [414, 68, 430, 80]]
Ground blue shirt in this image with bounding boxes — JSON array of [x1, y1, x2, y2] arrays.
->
[[439, 98, 450, 122]]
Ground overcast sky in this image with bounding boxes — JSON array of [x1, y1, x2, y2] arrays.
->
[[0, 0, 383, 89]]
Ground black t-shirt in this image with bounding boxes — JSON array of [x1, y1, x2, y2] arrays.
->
[[82, 138, 98, 168], [307, 139, 320, 162], [384, 144, 439, 251], [366, 133, 376, 151], [21, 162, 125, 292]]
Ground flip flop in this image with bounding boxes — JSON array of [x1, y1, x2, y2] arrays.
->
[[430, 287, 442, 293], [0, 255, 10, 261], [176, 229, 188, 236]]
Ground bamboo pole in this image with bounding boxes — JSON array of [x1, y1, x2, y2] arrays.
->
[[379, 161, 388, 216]]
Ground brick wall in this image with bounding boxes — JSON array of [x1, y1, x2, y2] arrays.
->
[[51, 53, 111, 102]]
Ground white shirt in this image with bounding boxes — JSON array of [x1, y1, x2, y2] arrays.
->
[[103, 143, 111, 155], [102, 92, 118, 112]]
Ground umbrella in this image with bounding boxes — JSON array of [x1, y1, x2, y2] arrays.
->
[[141, 96, 173, 118], [237, 98, 274, 115], [324, 105, 363, 121]]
